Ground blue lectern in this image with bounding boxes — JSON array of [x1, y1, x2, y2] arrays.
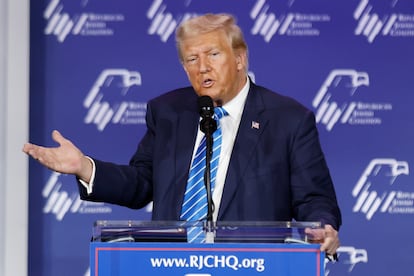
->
[[90, 221, 325, 276]]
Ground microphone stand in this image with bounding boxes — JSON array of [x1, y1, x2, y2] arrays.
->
[[204, 128, 214, 223], [199, 115, 216, 243]]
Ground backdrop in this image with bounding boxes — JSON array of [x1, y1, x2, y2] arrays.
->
[[29, 0, 414, 275]]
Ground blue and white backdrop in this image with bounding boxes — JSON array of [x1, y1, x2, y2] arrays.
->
[[29, 0, 414, 275]]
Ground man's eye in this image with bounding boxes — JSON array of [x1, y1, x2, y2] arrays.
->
[[186, 57, 197, 64]]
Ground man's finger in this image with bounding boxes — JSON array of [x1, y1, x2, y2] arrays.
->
[[52, 130, 66, 145]]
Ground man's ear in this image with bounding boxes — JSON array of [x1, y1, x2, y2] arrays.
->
[[235, 51, 247, 70]]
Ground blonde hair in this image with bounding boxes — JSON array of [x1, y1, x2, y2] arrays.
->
[[175, 13, 248, 62]]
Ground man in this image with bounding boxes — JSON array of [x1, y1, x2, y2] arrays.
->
[[23, 13, 341, 256]]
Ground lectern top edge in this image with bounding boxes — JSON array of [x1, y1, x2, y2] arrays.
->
[[92, 220, 322, 244]]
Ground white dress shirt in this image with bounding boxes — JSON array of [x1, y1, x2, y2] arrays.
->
[[191, 77, 250, 220]]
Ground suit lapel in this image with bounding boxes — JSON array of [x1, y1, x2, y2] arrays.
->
[[173, 93, 199, 216], [218, 84, 268, 219]]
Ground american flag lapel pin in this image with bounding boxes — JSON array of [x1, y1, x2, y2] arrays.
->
[[251, 121, 260, 129]]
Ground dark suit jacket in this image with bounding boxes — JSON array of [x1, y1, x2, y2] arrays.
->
[[79, 81, 342, 229]]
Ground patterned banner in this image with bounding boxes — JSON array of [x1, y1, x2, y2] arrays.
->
[[29, 0, 414, 275]]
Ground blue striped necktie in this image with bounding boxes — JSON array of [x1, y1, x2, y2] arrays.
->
[[181, 106, 228, 243]]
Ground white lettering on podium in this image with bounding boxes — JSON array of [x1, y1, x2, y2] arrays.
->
[[150, 255, 265, 272]]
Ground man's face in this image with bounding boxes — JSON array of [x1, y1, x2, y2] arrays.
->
[[180, 30, 247, 106]]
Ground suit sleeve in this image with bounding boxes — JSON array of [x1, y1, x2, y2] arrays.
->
[[289, 110, 342, 230], [77, 103, 156, 209]]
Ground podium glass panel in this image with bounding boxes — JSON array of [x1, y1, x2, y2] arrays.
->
[[92, 220, 322, 244]]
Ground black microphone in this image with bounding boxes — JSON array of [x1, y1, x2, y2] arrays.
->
[[197, 96, 216, 225], [198, 96, 217, 135]]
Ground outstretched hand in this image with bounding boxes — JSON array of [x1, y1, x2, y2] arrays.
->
[[22, 130, 93, 182]]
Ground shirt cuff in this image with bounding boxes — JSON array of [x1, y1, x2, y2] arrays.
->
[[78, 156, 96, 195]]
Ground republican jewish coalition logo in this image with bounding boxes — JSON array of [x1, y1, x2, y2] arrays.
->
[[249, 0, 331, 42], [312, 69, 392, 132], [352, 158, 411, 220], [325, 245, 368, 276], [354, 0, 414, 43], [147, 0, 196, 42], [83, 69, 146, 131], [44, 0, 125, 42], [42, 172, 112, 221]]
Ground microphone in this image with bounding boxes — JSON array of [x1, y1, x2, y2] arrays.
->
[[197, 96, 216, 227], [198, 96, 217, 135]]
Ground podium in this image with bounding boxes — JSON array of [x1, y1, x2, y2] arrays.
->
[[90, 220, 325, 276]]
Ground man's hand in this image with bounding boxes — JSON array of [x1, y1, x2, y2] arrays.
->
[[305, 224, 340, 258], [22, 130, 93, 182]]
